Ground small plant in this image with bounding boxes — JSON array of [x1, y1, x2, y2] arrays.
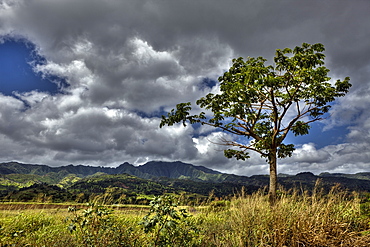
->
[[139, 195, 201, 247], [67, 203, 135, 247]]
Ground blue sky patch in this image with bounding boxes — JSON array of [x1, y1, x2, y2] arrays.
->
[[199, 78, 217, 90], [0, 39, 63, 96], [285, 122, 349, 148]]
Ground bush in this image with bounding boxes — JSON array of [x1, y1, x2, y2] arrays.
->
[[67, 203, 138, 247], [139, 195, 202, 247]]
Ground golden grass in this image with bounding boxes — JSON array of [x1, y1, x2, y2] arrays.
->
[[201, 185, 370, 246]]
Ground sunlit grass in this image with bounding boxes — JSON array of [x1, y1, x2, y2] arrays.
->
[[202, 186, 370, 246], [0, 186, 369, 246]]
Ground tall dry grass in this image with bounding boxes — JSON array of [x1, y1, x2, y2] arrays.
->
[[202, 184, 370, 247]]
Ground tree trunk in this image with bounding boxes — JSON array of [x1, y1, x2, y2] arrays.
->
[[268, 150, 278, 206]]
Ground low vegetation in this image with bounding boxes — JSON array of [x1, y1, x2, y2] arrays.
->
[[1, 186, 370, 246]]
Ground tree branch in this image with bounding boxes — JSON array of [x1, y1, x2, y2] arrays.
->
[[215, 137, 268, 157]]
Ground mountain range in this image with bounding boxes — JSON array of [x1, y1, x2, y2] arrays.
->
[[0, 161, 226, 182], [1, 160, 370, 202]]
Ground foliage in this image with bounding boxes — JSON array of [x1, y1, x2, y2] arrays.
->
[[139, 195, 202, 246], [67, 203, 137, 247], [68, 174, 177, 204], [3, 183, 74, 202], [160, 43, 351, 203]]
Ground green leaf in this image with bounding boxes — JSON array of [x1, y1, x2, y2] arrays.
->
[[224, 149, 250, 160], [291, 121, 311, 136]]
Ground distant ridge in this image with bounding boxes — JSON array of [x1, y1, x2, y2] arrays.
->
[[1, 161, 370, 192], [0, 161, 227, 182], [136, 161, 223, 181]]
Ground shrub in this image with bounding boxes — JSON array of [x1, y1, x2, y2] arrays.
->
[[139, 195, 202, 247], [67, 203, 138, 247]]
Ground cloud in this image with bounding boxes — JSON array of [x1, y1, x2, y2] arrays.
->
[[278, 142, 370, 175], [289, 143, 331, 164], [0, 0, 369, 176]]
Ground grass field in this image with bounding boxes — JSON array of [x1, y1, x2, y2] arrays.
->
[[1, 187, 370, 246]]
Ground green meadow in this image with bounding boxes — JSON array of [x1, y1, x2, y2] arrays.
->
[[1, 186, 370, 247]]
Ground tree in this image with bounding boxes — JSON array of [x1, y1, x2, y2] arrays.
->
[[160, 43, 351, 204]]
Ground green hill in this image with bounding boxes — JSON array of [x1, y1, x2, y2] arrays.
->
[[1, 161, 370, 204]]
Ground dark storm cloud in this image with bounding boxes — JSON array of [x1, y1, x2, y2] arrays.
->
[[0, 0, 370, 175]]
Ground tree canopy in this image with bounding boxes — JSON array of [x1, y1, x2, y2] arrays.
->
[[160, 43, 351, 204]]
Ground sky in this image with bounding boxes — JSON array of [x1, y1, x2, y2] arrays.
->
[[0, 0, 370, 176]]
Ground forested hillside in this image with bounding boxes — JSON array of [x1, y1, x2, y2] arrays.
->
[[1, 161, 370, 204]]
